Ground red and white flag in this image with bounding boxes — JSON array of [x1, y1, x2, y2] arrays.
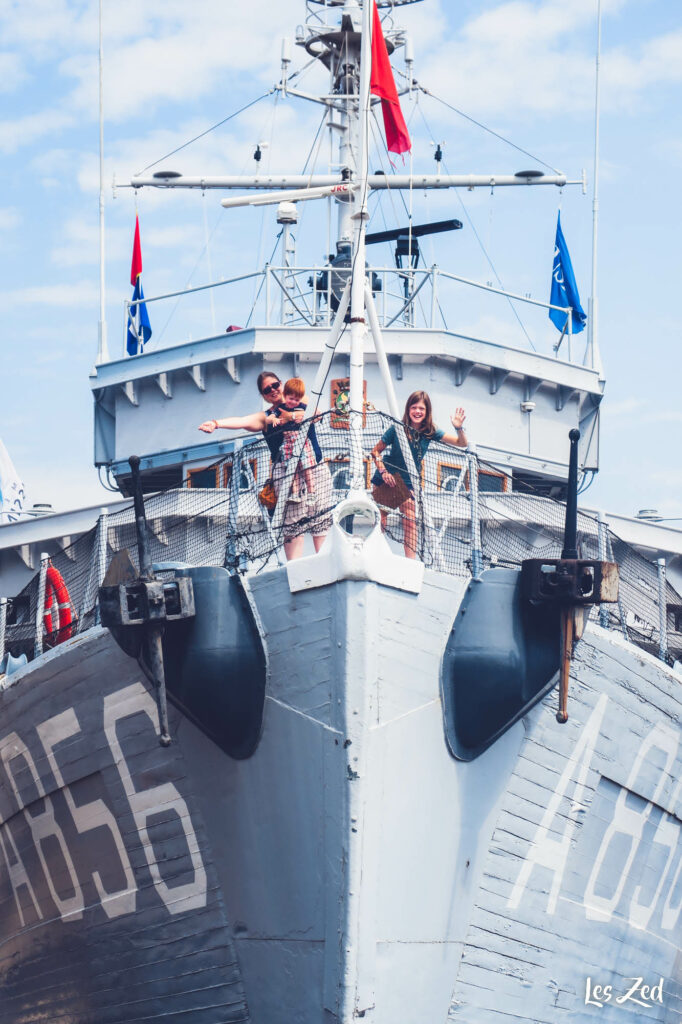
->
[[370, 1, 411, 156]]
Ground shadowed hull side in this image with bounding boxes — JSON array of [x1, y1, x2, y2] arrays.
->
[[0, 631, 249, 1024], [447, 626, 682, 1023]]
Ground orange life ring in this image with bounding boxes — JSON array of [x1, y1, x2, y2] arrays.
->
[[43, 565, 74, 645]]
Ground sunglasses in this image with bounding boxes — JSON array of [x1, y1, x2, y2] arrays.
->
[[262, 381, 281, 395]]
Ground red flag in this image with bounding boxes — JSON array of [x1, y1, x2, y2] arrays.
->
[[370, 1, 411, 155], [130, 215, 143, 285]]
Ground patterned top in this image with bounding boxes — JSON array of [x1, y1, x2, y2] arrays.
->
[[270, 402, 322, 469], [380, 424, 445, 488]]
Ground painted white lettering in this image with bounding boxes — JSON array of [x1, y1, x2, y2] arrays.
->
[[585, 724, 678, 924], [661, 852, 682, 931], [585, 978, 612, 1007], [36, 710, 137, 919], [660, 779, 682, 932], [508, 694, 608, 913], [616, 977, 654, 1008], [0, 732, 84, 920], [0, 821, 43, 927], [631, 812, 680, 930], [103, 683, 207, 914]]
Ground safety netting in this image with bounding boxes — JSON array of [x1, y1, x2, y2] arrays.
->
[[3, 410, 681, 668]]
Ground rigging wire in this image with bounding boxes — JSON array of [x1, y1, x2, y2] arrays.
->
[[244, 230, 284, 329], [368, 108, 449, 328], [311, 86, 376, 417], [312, 321, 348, 417], [146, 79, 303, 347], [138, 92, 274, 174], [249, 91, 282, 315], [302, 110, 331, 177], [412, 99, 537, 351], [137, 57, 320, 176], [148, 174, 232, 349], [284, 110, 331, 321], [249, 104, 329, 328], [411, 79, 561, 175], [452, 179, 537, 352]]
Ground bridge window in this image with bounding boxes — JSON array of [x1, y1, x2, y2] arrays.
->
[[327, 457, 371, 490], [436, 462, 509, 494], [187, 466, 219, 488], [224, 459, 259, 491]]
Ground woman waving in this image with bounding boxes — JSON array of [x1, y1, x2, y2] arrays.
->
[[370, 391, 467, 559]]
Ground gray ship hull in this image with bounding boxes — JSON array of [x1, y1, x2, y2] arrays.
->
[[1, 557, 680, 1023]]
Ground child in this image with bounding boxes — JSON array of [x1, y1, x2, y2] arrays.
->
[[269, 378, 321, 501]]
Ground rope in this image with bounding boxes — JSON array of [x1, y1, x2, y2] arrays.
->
[[138, 92, 274, 175], [411, 98, 537, 350], [415, 82, 561, 175]]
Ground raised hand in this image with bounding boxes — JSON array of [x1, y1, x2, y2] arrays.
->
[[450, 407, 466, 430]]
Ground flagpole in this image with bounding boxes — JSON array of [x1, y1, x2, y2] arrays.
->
[[586, 0, 602, 373], [97, 0, 109, 364], [348, 0, 373, 491]]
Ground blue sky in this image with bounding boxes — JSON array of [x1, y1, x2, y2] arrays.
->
[[1, 0, 680, 518]]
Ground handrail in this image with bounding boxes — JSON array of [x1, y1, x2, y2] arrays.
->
[[124, 269, 264, 307], [123, 262, 576, 359], [435, 268, 570, 317], [5, 420, 679, 669]]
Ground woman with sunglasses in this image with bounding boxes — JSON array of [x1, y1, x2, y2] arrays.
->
[[199, 372, 301, 440], [198, 372, 323, 560]]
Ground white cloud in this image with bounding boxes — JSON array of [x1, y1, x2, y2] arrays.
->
[[0, 208, 21, 231], [50, 219, 100, 267], [0, 51, 28, 92], [603, 397, 644, 419], [415, 0, 682, 124], [646, 410, 682, 425], [0, 110, 75, 155], [2, 281, 98, 306], [603, 30, 682, 102], [61, 0, 304, 122]]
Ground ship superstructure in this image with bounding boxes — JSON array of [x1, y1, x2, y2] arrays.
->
[[95, 0, 595, 503]]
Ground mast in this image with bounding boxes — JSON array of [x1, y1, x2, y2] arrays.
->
[[348, 0, 373, 491], [586, 0, 602, 374], [96, 0, 109, 364]]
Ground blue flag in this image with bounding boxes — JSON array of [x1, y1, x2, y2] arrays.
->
[[127, 277, 152, 356], [127, 215, 152, 355], [549, 212, 586, 335], [0, 438, 25, 523]]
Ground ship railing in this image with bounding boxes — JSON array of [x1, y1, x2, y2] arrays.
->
[[2, 413, 680, 675], [123, 264, 577, 361]]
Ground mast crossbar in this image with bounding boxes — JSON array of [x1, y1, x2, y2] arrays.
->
[[130, 173, 571, 190]]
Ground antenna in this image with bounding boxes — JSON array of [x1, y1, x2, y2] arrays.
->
[[97, 0, 109, 364], [586, 0, 603, 375], [347, 0, 373, 491], [365, 219, 462, 246]]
